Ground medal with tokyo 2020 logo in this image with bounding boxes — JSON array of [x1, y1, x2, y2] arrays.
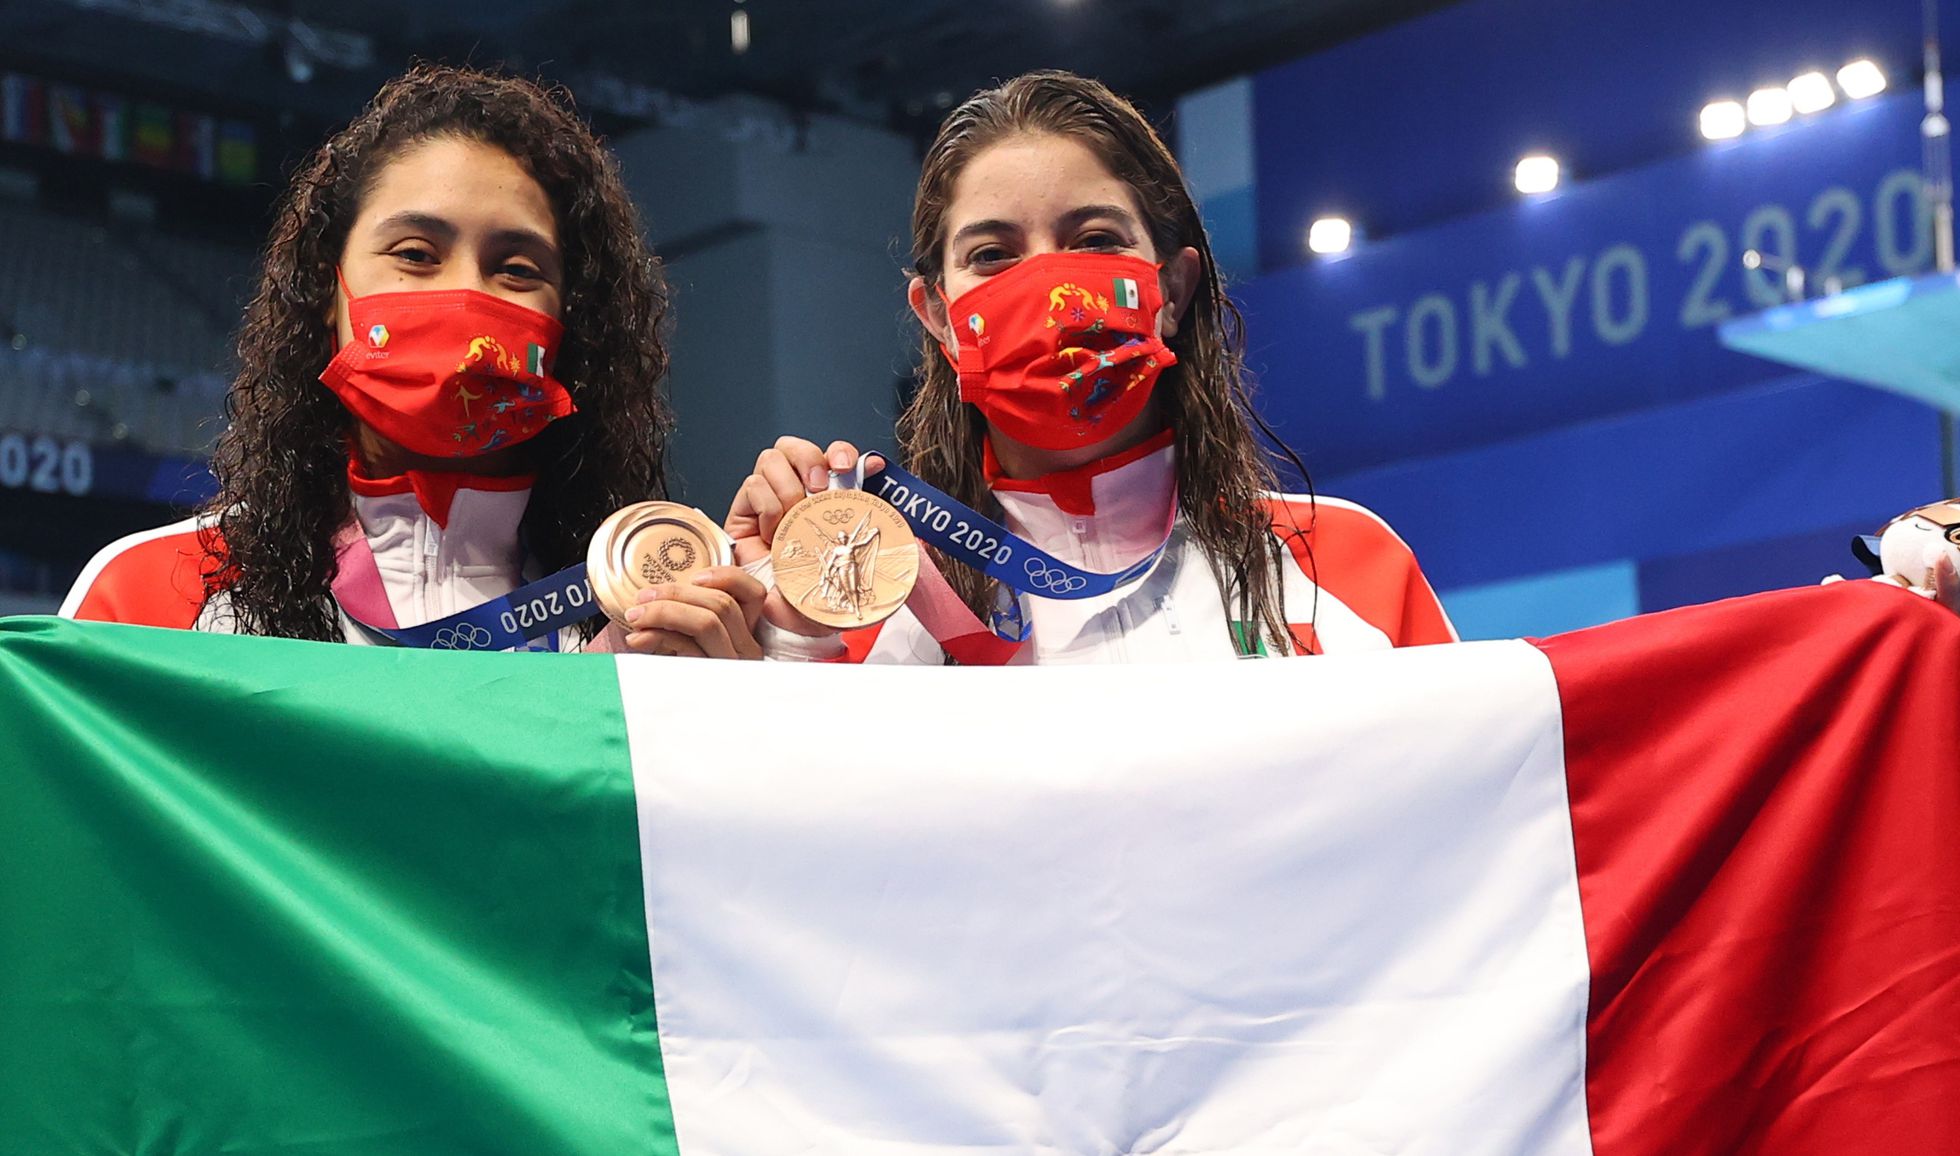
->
[[586, 501, 736, 626], [770, 486, 918, 629]]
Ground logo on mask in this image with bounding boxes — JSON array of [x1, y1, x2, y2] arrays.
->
[[459, 335, 529, 376], [368, 324, 390, 348], [967, 313, 985, 337]]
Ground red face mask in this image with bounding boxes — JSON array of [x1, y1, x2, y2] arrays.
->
[[320, 278, 574, 459], [939, 251, 1177, 451]]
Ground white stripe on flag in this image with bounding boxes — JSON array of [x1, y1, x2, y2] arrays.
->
[[619, 642, 1593, 1155]]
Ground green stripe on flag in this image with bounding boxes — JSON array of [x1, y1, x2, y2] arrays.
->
[[0, 618, 674, 1155]]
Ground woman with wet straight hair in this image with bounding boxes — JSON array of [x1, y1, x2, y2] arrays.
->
[[726, 70, 1456, 663]]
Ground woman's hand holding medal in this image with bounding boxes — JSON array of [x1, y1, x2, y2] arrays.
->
[[728, 438, 915, 638], [614, 566, 769, 659], [587, 502, 770, 659], [586, 436, 915, 659]]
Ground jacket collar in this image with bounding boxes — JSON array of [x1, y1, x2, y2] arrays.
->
[[984, 427, 1176, 518], [346, 457, 534, 531], [986, 429, 1176, 561]]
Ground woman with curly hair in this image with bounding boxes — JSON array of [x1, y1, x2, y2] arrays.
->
[[62, 64, 766, 658], [731, 71, 1456, 664]]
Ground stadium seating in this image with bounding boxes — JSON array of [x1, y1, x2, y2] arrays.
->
[[0, 200, 246, 455]]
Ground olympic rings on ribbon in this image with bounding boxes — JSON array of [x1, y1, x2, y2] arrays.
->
[[431, 623, 494, 650], [1023, 557, 1089, 595]]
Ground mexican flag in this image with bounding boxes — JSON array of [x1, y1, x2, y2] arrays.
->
[[2, 582, 1956, 1155], [1113, 276, 1141, 310]]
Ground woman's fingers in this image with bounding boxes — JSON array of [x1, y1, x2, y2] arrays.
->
[[622, 579, 763, 660], [776, 436, 834, 493], [1933, 552, 1960, 615], [689, 566, 767, 633], [728, 474, 787, 561], [820, 441, 890, 481], [759, 443, 815, 504], [728, 437, 888, 560], [759, 585, 836, 638], [728, 441, 824, 559], [726, 436, 890, 570], [823, 441, 862, 474], [621, 629, 711, 659]]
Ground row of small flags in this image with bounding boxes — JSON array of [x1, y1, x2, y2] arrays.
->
[[1, 73, 256, 186]]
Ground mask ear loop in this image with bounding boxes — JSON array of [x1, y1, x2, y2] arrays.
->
[[932, 282, 961, 370], [330, 266, 357, 353], [1151, 258, 1174, 334]]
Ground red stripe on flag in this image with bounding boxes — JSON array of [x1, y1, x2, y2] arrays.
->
[[1537, 582, 1960, 1154]]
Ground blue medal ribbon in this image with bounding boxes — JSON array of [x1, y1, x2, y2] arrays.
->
[[865, 457, 1170, 640], [341, 563, 597, 652]]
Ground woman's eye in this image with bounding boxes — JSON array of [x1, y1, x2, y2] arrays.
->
[[499, 262, 544, 281], [968, 246, 1015, 268], [1074, 232, 1125, 252], [390, 246, 436, 265]]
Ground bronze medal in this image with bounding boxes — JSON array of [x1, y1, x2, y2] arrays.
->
[[586, 501, 735, 625], [770, 488, 918, 629]]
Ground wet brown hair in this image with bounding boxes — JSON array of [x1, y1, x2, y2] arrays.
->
[[899, 70, 1310, 654], [202, 63, 672, 640]]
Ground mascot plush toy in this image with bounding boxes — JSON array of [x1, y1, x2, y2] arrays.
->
[[1852, 500, 1960, 593]]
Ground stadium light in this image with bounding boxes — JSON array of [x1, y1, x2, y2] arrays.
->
[[1514, 154, 1560, 195], [1788, 71, 1836, 114], [1747, 86, 1794, 126], [730, 9, 751, 54], [1307, 216, 1353, 255], [1700, 99, 1747, 140], [1838, 59, 1887, 100]]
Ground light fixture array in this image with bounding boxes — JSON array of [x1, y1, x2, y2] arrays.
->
[[1307, 56, 1896, 258], [1701, 58, 1887, 142]]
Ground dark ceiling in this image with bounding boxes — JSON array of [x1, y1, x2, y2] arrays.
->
[[1, 0, 1458, 138]]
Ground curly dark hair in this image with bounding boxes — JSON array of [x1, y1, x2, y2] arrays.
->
[[200, 63, 672, 640]]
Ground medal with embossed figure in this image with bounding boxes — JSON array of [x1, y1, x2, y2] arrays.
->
[[586, 501, 735, 626], [771, 487, 917, 628]]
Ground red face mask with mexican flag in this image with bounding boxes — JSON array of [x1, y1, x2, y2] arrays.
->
[[320, 275, 575, 459], [938, 251, 1176, 451]]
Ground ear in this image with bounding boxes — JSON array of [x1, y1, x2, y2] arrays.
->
[[908, 275, 953, 349], [1157, 246, 1203, 340]]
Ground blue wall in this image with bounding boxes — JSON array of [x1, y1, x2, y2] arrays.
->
[[1250, 0, 1954, 262], [1240, 95, 1928, 475], [1179, 0, 1956, 638]]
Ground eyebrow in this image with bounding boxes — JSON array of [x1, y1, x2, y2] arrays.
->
[[371, 211, 457, 241], [948, 203, 1142, 249], [370, 212, 562, 272]]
